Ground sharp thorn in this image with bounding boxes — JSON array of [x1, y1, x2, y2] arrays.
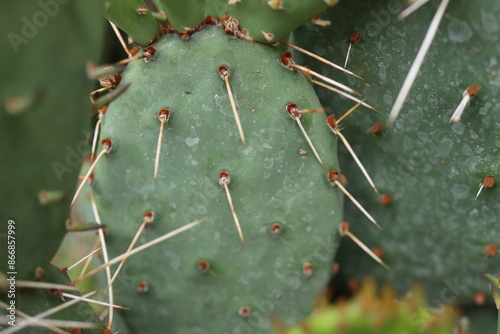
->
[[220, 171, 246, 247], [279, 40, 363, 79], [219, 66, 247, 147], [340, 222, 389, 270], [292, 64, 361, 96], [328, 171, 382, 230], [387, 0, 450, 127]]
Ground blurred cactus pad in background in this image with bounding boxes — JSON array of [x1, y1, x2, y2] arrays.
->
[[0, 0, 499, 333]]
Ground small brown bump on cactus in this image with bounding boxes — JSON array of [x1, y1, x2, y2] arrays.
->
[[328, 171, 381, 230], [370, 122, 383, 135], [475, 175, 495, 199], [270, 222, 282, 235], [219, 171, 246, 247], [71, 138, 114, 206], [483, 244, 498, 257], [379, 194, 393, 206], [450, 85, 480, 123], [102, 328, 112, 334], [70, 218, 205, 286], [115, 46, 157, 65], [90, 71, 122, 103], [109, 21, 133, 58], [91, 106, 108, 162], [302, 262, 313, 277], [197, 259, 210, 273], [332, 263, 340, 275], [398, 0, 431, 20], [327, 116, 379, 195], [70, 328, 83, 334], [279, 40, 361, 79], [37, 190, 65, 205], [106, 211, 156, 292], [197, 259, 217, 276], [387, 0, 450, 126], [35, 267, 45, 281], [372, 247, 385, 259], [219, 66, 246, 147], [279, 51, 294, 69], [344, 31, 361, 68], [474, 292, 487, 305], [285, 103, 324, 167], [154, 109, 171, 183], [238, 305, 251, 318], [137, 280, 149, 293], [339, 222, 389, 270]]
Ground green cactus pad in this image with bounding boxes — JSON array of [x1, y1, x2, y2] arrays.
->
[[90, 26, 342, 332], [105, 0, 339, 45], [105, 0, 159, 45], [158, 0, 206, 31], [0, 0, 104, 280], [294, 0, 500, 308]]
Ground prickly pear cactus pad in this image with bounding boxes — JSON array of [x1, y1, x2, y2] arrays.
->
[[0, 0, 104, 280], [294, 0, 500, 307], [90, 26, 342, 333], [105, 0, 340, 45]]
